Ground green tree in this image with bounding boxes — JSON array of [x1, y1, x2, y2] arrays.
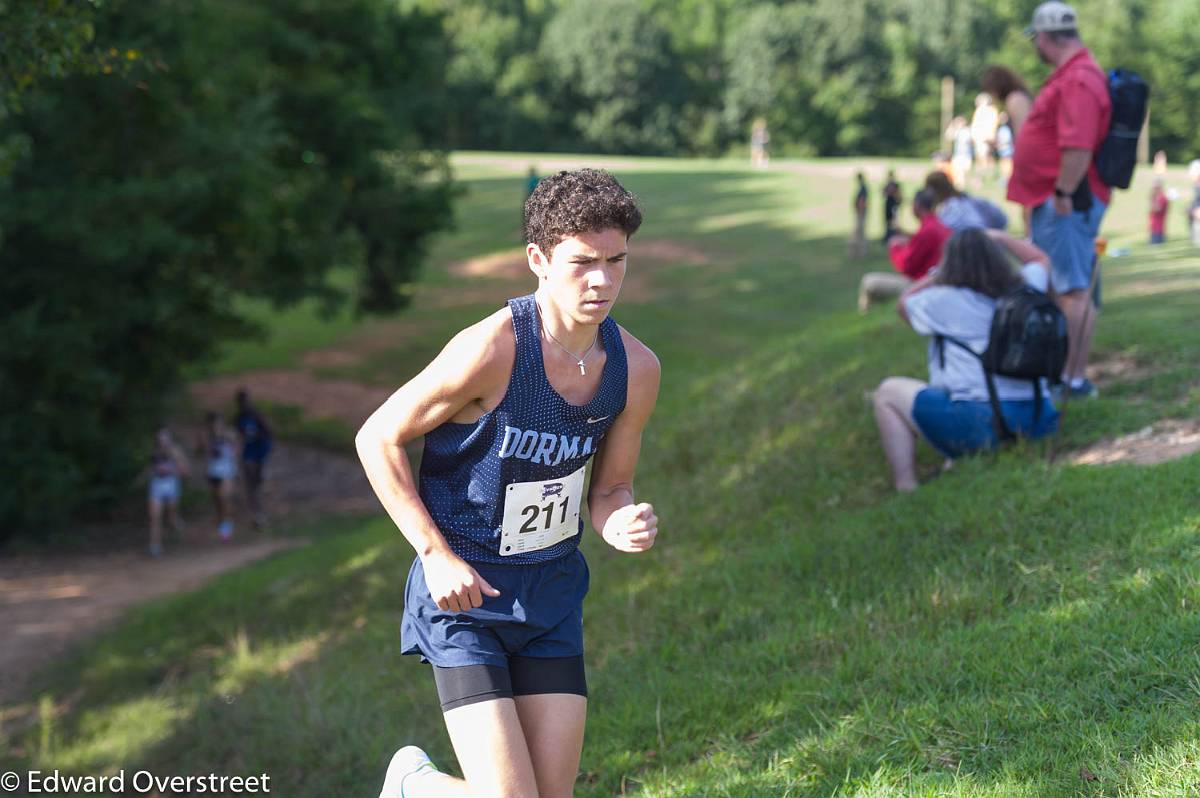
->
[[0, 0, 454, 539], [407, 0, 568, 151], [0, 0, 104, 179], [542, 0, 689, 154]]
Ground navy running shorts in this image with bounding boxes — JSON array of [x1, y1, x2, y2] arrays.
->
[[401, 548, 589, 669]]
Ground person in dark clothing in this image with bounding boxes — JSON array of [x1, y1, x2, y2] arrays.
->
[[235, 388, 273, 528], [850, 171, 869, 258], [882, 172, 903, 243]]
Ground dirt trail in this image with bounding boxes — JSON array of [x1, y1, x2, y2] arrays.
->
[[0, 441, 378, 705], [1069, 419, 1200, 466]]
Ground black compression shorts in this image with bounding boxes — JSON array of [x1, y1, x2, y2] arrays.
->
[[432, 655, 587, 712]]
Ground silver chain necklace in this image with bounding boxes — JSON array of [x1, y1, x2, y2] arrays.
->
[[537, 304, 599, 376]]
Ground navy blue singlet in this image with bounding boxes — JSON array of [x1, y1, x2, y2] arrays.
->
[[418, 294, 628, 565]]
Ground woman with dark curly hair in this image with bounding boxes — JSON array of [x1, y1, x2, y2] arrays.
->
[[982, 64, 1033, 133], [360, 169, 662, 798], [872, 229, 1059, 491]]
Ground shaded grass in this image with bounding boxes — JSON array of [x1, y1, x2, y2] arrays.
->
[[5, 154, 1199, 797]]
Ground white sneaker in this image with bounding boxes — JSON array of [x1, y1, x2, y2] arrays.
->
[[379, 745, 438, 798]]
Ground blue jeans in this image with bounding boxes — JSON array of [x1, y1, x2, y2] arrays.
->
[[912, 387, 1059, 459]]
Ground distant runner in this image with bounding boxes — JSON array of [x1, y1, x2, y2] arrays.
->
[[357, 168, 662, 798], [204, 411, 238, 540], [146, 425, 189, 558], [234, 389, 273, 528]]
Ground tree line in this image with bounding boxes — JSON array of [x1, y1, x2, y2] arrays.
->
[[422, 0, 1200, 159]]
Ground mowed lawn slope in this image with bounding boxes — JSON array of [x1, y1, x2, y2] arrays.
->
[[3, 155, 1198, 797]]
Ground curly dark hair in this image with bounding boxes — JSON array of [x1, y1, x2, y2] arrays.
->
[[935, 228, 1023, 299], [523, 169, 642, 258], [981, 65, 1029, 102]]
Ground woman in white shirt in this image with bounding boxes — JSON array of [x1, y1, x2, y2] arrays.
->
[[925, 171, 1008, 232], [872, 228, 1059, 491]]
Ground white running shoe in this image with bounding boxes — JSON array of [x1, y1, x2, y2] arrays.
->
[[379, 745, 438, 798]]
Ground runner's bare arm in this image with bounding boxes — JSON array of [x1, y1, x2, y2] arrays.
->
[[170, 442, 191, 478], [897, 270, 939, 326], [355, 310, 514, 611], [587, 331, 661, 553]]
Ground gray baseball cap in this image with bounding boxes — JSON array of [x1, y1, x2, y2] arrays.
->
[[1025, 1, 1079, 37]]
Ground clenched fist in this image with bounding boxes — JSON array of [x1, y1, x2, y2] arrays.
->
[[601, 502, 658, 553]]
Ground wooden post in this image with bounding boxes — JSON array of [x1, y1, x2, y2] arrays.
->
[[941, 76, 955, 146]]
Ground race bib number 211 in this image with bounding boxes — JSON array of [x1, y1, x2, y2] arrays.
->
[[499, 465, 585, 556]]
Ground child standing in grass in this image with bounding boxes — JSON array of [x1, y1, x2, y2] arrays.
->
[[850, 171, 869, 258], [357, 168, 661, 798], [1149, 179, 1170, 245]]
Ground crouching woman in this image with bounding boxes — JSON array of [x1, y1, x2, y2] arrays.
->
[[873, 228, 1059, 491]]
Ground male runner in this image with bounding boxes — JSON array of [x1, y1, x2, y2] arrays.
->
[[357, 168, 661, 798], [234, 389, 273, 527]]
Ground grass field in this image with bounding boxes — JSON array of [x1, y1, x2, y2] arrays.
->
[[3, 153, 1199, 797]]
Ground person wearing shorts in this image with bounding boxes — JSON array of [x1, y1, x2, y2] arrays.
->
[[858, 189, 951, 313], [1007, 2, 1111, 398], [204, 411, 238, 540], [235, 389, 272, 528], [872, 229, 1059, 492], [357, 168, 661, 798], [147, 426, 189, 557]]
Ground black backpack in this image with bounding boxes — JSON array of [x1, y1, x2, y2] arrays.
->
[[937, 286, 1068, 441], [1095, 69, 1150, 190]]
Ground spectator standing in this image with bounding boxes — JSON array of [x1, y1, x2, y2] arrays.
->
[[970, 93, 999, 178], [751, 118, 770, 169], [882, 171, 903, 243], [858, 189, 951, 312], [982, 65, 1033, 134], [850, 171, 869, 258], [1149, 179, 1169, 245], [524, 166, 540, 200], [983, 66, 1035, 234], [1007, 1, 1111, 399], [1189, 160, 1200, 245], [946, 117, 974, 189], [995, 113, 1015, 186]]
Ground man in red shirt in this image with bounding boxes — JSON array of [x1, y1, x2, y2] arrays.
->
[[857, 189, 950, 312], [1008, 1, 1111, 398]]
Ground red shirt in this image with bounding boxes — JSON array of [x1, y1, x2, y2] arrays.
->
[[1008, 49, 1112, 208], [889, 214, 951, 280], [1150, 189, 1169, 235]]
